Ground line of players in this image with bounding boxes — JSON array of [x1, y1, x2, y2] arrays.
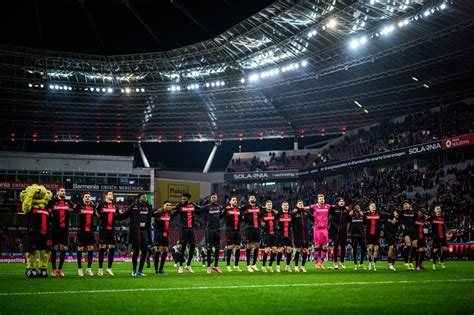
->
[[27, 187, 449, 277]]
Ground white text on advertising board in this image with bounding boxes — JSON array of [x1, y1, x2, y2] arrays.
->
[[408, 142, 441, 155]]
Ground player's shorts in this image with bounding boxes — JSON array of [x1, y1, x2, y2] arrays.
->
[[99, 229, 116, 245], [293, 231, 311, 248], [155, 233, 170, 247], [416, 237, 427, 248], [366, 234, 380, 246], [313, 228, 328, 246], [206, 229, 221, 247], [226, 230, 241, 246], [384, 233, 397, 246], [351, 236, 366, 245], [52, 228, 69, 246], [332, 233, 348, 244], [278, 235, 293, 247], [26, 231, 52, 252], [432, 236, 447, 248], [328, 227, 339, 242], [246, 228, 260, 244], [263, 234, 278, 247], [179, 228, 196, 245], [77, 231, 95, 247]]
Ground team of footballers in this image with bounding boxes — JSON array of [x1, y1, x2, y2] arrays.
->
[[26, 188, 449, 277]]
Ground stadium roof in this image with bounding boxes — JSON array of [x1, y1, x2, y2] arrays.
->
[[1, 0, 473, 143]]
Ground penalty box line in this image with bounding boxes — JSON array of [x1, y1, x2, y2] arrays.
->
[[0, 278, 473, 296]]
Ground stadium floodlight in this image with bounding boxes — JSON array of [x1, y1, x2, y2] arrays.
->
[[359, 36, 368, 45], [220, 81, 225, 86], [171, 86, 176, 92], [327, 18, 337, 29], [240, 78, 245, 83], [135, 88, 139, 92], [422, 83, 430, 88], [121, 88, 124, 93], [294, 63, 299, 69], [125, 87, 131, 93], [354, 100, 363, 107], [141, 88, 145, 92], [411, 76, 419, 81], [49, 85, 54, 89], [40, 84, 44, 88], [63, 85, 68, 90], [95, 87, 100, 92], [274, 68, 280, 74], [440, 3, 446, 10], [176, 86, 181, 91], [398, 21, 404, 28], [370, 0, 375, 4], [54, 85, 60, 90], [423, 10, 430, 17], [211, 82, 216, 87], [187, 86, 191, 90], [28, 83, 33, 87], [68, 86, 72, 91], [205, 82, 210, 87], [350, 39, 359, 49], [249, 74, 259, 82], [364, 109, 369, 113], [167, 87, 170, 91], [301, 60, 308, 67], [381, 25, 394, 35]]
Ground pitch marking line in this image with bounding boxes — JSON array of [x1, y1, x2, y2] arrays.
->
[[0, 278, 473, 296]]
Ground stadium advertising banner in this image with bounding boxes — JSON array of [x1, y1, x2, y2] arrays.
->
[[156, 180, 200, 205], [298, 141, 443, 176], [72, 183, 148, 192], [224, 170, 299, 181], [0, 181, 64, 190], [299, 133, 474, 176], [441, 133, 474, 150]]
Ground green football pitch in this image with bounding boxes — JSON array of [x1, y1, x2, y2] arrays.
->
[[0, 261, 473, 314]]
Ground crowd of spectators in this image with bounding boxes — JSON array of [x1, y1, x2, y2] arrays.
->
[[310, 103, 472, 167], [228, 152, 314, 172]]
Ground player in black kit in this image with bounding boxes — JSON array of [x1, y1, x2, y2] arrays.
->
[[329, 198, 349, 270], [292, 200, 312, 272], [399, 200, 417, 270], [241, 192, 262, 272], [201, 193, 223, 274], [383, 209, 400, 271]]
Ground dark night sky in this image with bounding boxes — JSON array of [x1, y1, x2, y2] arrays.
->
[[0, 0, 275, 54]]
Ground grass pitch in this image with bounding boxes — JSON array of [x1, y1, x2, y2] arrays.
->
[[0, 260, 473, 314]]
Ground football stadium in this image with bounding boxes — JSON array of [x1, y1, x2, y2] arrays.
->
[[0, 0, 473, 314]]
